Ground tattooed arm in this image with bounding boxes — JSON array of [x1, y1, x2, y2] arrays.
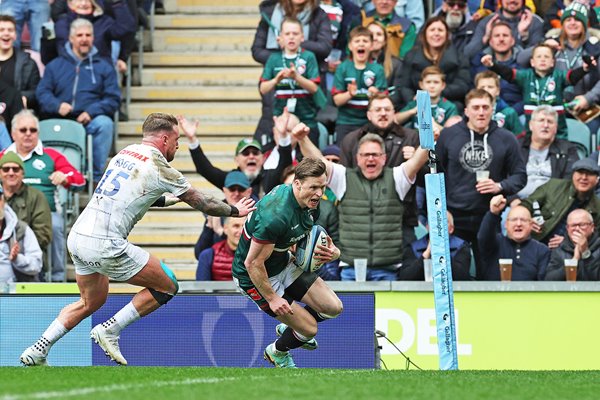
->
[[178, 188, 256, 217]]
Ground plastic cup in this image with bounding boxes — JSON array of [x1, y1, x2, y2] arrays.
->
[[564, 259, 578, 282], [476, 170, 490, 182], [499, 259, 513, 282], [354, 258, 367, 282], [423, 259, 433, 282]]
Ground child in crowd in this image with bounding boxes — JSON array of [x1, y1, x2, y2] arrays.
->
[[395, 66, 458, 140], [332, 26, 386, 144], [260, 17, 321, 145], [482, 43, 594, 139], [475, 71, 524, 137]]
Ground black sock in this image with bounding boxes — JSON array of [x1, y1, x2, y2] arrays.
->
[[304, 305, 327, 323], [275, 327, 305, 352]]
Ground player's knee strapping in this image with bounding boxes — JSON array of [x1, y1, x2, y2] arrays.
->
[[149, 261, 179, 305], [304, 305, 340, 322]]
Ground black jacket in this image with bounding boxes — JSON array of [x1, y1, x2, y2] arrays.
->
[[518, 136, 580, 180]]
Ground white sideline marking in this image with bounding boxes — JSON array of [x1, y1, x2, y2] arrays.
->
[[0, 377, 240, 400], [1, 368, 365, 400]]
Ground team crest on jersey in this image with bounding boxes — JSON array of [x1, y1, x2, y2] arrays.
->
[[458, 140, 493, 172], [546, 78, 556, 94], [296, 58, 307, 75], [32, 159, 46, 170], [363, 70, 375, 87], [436, 108, 446, 124], [494, 112, 506, 127]]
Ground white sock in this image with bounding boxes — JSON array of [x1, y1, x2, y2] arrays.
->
[[108, 302, 141, 334], [35, 319, 69, 354]]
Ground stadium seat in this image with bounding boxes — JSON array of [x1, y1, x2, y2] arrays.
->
[[566, 118, 591, 158], [39, 118, 94, 207]]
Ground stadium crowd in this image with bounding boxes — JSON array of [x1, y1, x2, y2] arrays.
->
[[4, 0, 600, 285]]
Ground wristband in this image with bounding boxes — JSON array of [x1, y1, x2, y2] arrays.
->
[[230, 205, 239, 217]]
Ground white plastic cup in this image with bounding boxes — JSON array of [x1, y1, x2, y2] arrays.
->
[[423, 259, 433, 282], [476, 170, 490, 182], [354, 258, 368, 282]]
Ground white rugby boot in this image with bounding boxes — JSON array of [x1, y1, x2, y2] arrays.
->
[[90, 323, 128, 366]]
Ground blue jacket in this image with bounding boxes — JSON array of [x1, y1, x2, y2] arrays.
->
[[478, 211, 550, 280], [36, 43, 120, 119]]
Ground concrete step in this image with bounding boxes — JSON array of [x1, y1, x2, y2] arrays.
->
[[164, 0, 256, 13], [154, 14, 258, 29], [117, 120, 256, 137], [136, 210, 205, 227], [128, 101, 261, 121], [152, 29, 254, 51], [133, 51, 257, 67], [140, 66, 262, 86], [130, 86, 260, 101], [130, 228, 199, 246], [136, 246, 196, 263]]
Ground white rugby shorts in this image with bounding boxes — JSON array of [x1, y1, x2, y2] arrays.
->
[[67, 232, 150, 281]]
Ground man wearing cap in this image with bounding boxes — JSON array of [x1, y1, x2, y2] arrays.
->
[[0, 151, 52, 274], [194, 170, 253, 259], [545, 208, 600, 281], [520, 158, 600, 249], [0, 182, 43, 283], [179, 116, 288, 199]]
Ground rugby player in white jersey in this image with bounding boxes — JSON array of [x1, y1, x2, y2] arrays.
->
[[19, 113, 256, 366]]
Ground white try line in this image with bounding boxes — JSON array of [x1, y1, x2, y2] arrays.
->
[[0, 369, 365, 400]]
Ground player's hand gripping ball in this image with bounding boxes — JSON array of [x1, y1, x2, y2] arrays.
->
[[294, 225, 329, 272]]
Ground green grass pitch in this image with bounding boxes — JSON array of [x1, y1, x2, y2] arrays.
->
[[1, 368, 600, 400]]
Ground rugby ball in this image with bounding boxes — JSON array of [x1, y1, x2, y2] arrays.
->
[[294, 225, 329, 272]]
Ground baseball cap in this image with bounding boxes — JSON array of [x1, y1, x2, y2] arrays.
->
[[0, 151, 24, 170], [235, 138, 262, 155], [572, 158, 600, 175], [224, 170, 250, 189], [322, 144, 341, 158]]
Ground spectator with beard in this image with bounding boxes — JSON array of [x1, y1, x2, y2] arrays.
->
[[432, 0, 479, 54], [464, 0, 544, 60], [470, 21, 526, 114]]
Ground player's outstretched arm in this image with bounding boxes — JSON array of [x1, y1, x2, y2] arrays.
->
[[179, 188, 256, 217], [292, 122, 334, 177]]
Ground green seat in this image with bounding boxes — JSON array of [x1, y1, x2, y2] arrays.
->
[[566, 118, 591, 158]]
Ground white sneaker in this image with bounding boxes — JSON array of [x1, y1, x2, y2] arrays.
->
[[20, 346, 49, 366], [90, 324, 128, 366]]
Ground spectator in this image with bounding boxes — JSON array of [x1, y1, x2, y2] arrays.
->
[[320, 0, 360, 61], [322, 144, 341, 164], [478, 194, 550, 280], [521, 158, 600, 249], [180, 116, 290, 199], [396, 66, 459, 136], [2, 109, 86, 282], [545, 208, 600, 280], [0, 183, 43, 283], [0, 15, 41, 112], [366, 21, 404, 111], [355, 0, 417, 59], [474, 70, 523, 136], [251, 0, 332, 140], [399, 210, 472, 281], [194, 171, 253, 260], [398, 16, 471, 111], [294, 126, 429, 281], [432, 0, 479, 54], [0, 0, 50, 52], [470, 21, 526, 114], [196, 217, 245, 281], [483, 43, 593, 139], [464, 0, 545, 59], [0, 151, 52, 268], [332, 26, 386, 144], [259, 17, 321, 146], [515, 105, 579, 200], [435, 88, 527, 279], [36, 18, 120, 183], [262, 110, 302, 170], [45, 0, 135, 68]]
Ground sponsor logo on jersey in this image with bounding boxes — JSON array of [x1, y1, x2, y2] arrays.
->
[[119, 149, 149, 162]]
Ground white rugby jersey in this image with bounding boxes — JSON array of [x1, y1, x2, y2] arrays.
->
[[72, 144, 191, 239]]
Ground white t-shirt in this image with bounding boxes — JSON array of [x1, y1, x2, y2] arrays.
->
[[327, 162, 414, 200], [73, 144, 191, 239]]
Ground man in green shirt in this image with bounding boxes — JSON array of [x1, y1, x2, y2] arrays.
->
[[232, 158, 342, 368]]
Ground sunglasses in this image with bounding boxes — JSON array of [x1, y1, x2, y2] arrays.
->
[[240, 148, 261, 156], [18, 127, 38, 134], [1, 166, 22, 173], [446, 0, 467, 8], [226, 185, 247, 192]]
